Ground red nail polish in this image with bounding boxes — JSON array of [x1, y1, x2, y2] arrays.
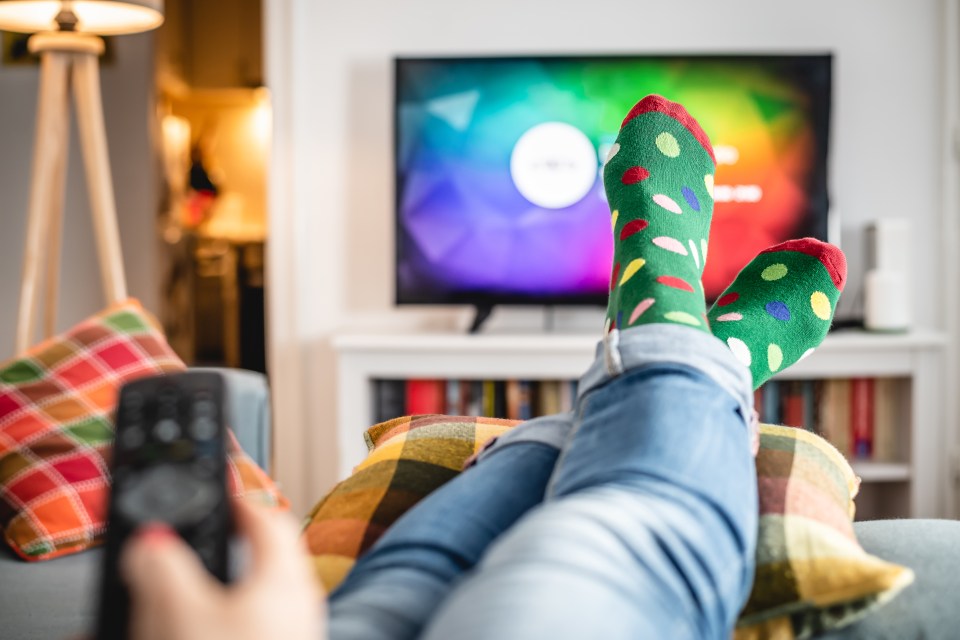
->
[[137, 523, 176, 545]]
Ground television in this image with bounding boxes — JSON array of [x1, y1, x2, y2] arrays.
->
[[395, 54, 832, 311]]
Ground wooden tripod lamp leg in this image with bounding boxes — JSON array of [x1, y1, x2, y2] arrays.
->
[[72, 51, 128, 307], [43, 96, 70, 340], [16, 51, 71, 354]]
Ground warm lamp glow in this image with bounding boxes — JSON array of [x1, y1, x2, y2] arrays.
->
[[0, 0, 163, 35]]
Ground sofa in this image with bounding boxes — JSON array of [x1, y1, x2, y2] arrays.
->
[[2, 368, 958, 640], [0, 368, 272, 640]]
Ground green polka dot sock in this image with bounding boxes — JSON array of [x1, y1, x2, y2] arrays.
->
[[708, 238, 847, 388], [603, 95, 717, 334]]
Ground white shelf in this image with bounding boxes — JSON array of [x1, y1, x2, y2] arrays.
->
[[851, 461, 912, 482], [332, 330, 946, 380], [333, 328, 948, 517]]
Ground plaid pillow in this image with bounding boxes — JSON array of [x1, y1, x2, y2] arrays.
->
[[0, 300, 286, 561], [303, 415, 517, 590], [303, 416, 912, 638], [735, 424, 913, 639]]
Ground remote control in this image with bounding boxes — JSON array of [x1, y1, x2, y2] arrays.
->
[[95, 371, 233, 640]]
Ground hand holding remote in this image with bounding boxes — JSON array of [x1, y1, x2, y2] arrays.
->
[[121, 499, 325, 640]]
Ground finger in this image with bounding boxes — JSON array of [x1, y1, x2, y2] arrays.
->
[[233, 499, 308, 579], [121, 524, 220, 606]]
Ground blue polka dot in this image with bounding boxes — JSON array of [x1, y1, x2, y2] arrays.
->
[[681, 186, 700, 212], [616, 310, 623, 329], [765, 301, 791, 322]]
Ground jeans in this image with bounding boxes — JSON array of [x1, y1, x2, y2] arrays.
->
[[328, 325, 757, 639]]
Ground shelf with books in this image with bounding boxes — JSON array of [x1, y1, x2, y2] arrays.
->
[[333, 330, 947, 518], [374, 378, 579, 425]]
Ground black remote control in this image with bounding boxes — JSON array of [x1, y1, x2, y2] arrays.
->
[[95, 371, 233, 640]]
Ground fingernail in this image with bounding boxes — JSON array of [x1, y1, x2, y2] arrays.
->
[[137, 523, 176, 545]]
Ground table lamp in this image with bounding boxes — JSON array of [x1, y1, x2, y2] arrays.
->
[[0, 0, 164, 353]]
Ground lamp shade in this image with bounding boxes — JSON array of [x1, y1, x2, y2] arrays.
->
[[0, 0, 163, 35]]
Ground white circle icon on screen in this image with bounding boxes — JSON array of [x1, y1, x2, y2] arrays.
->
[[510, 122, 598, 209]]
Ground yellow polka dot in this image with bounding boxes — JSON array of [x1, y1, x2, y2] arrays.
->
[[704, 174, 714, 198], [611, 209, 619, 231], [656, 132, 680, 157], [761, 264, 788, 281], [768, 344, 783, 372], [619, 258, 646, 285], [811, 291, 831, 320], [664, 311, 701, 326]]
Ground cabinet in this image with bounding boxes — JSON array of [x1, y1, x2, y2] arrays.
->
[[332, 330, 948, 519]]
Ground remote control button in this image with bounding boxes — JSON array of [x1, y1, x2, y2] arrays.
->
[[191, 417, 218, 441], [157, 402, 177, 419], [117, 466, 219, 526], [193, 456, 219, 478], [153, 418, 181, 443], [193, 399, 217, 418], [124, 391, 144, 410], [120, 426, 145, 449], [171, 440, 194, 461]]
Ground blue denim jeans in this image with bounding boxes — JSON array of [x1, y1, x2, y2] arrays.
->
[[328, 325, 757, 640]]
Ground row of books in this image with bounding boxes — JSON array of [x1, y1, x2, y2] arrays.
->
[[755, 378, 904, 461], [374, 377, 905, 463], [374, 379, 579, 424]]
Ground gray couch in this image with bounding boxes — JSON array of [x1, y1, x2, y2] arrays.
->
[[0, 368, 273, 640], [2, 369, 958, 639]]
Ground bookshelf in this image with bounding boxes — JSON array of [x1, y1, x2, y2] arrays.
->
[[332, 330, 948, 519]]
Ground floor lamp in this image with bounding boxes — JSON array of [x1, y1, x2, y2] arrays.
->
[[0, 0, 164, 354]]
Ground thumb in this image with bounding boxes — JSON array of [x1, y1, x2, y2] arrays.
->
[[121, 524, 220, 605]]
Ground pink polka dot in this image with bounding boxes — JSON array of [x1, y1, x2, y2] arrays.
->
[[652, 236, 688, 255], [653, 194, 682, 214], [628, 298, 656, 325], [716, 312, 743, 322]]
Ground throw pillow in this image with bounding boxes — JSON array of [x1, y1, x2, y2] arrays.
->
[[303, 416, 912, 639], [735, 424, 913, 639], [0, 299, 285, 561]]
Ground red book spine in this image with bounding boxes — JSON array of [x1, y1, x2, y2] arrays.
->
[[851, 378, 875, 458], [781, 382, 805, 427], [405, 379, 445, 415]]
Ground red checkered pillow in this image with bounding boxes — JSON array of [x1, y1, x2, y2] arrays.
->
[[0, 299, 285, 561]]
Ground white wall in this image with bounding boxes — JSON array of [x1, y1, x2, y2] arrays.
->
[[266, 0, 948, 511], [0, 33, 159, 360]]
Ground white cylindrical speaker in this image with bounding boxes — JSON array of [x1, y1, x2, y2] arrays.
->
[[864, 269, 910, 332]]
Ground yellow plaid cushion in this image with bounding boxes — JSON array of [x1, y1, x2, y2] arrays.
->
[[303, 417, 912, 638], [0, 300, 286, 561]]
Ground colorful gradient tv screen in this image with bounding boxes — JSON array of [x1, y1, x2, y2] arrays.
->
[[395, 55, 832, 306]]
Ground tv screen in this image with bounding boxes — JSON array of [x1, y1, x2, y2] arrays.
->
[[395, 54, 832, 306]]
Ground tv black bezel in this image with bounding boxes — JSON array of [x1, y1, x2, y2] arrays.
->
[[393, 53, 833, 308]]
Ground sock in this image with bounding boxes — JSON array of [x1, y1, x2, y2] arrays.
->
[[708, 238, 847, 388], [603, 95, 717, 334]]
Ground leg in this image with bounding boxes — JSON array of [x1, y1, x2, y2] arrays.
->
[[17, 49, 71, 353], [327, 414, 572, 640], [72, 48, 127, 305], [422, 96, 755, 639], [422, 329, 757, 640]]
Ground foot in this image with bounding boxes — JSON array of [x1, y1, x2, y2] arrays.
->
[[603, 95, 717, 333], [707, 238, 847, 388]]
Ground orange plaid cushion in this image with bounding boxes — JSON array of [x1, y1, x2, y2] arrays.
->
[[0, 300, 285, 561]]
